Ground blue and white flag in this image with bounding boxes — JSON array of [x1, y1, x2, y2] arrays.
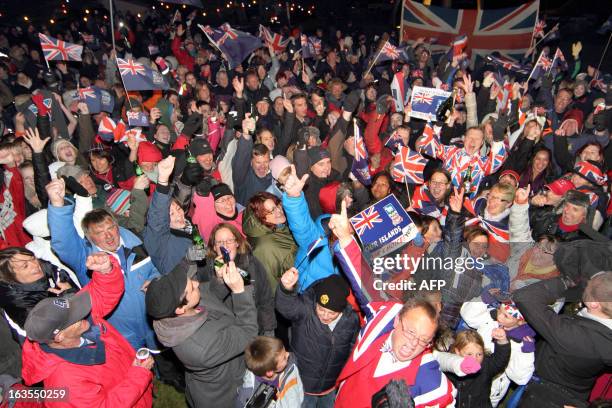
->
[[77, 87, 101, 114], [350, 195, 418, 257], [201, 23, 263, 69], [408, 86, 451, 121], [116, 58, 169, 91], [127, 111, 150, 127]]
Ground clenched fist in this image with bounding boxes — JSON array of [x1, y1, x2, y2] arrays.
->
[[85, 253, 113, 274]]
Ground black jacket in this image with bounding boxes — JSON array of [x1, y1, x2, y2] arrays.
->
[[275, 283, 359, 393], [198, 252, 276, 334], [513, 278, 612, 401], [448, 342, 511, 408]]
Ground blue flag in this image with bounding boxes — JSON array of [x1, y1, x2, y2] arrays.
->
[[408, 86, 451, 121], [349, 195, 418, 257], [116, 58, 169, 91], [94, 86, 115, 113], [127, 111, 150, 127], [202, 23, 263, 69], [77, 87, 101, 114], [351, 121, 371, 186]]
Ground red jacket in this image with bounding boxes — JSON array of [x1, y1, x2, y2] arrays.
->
[[171, 36, 194, 71], [21, 259, 153, 408], [0, 167, 32, 249]]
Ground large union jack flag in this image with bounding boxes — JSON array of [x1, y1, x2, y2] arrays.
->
[[350, 207, 383, 236], [38, 33, 83, 62], [401, 0, 539, 65], [392, 146, 428, 184], [258, 25, 290, 54]]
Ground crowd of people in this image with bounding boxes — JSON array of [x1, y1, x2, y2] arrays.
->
[[0, 5, 611, 408]]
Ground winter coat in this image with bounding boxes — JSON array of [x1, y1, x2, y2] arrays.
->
[[460, 301, 535, 406], [198, 252, 276, 334], [232, 137, 272, 206], [529, 205, 592, 242], [190, 191, 244, 242], [244, 354, 304, 408], [275, 283, 359, 393], [143, 184, 192, 275], [447, 342, 511, 408], [0, 260, 78, 338], [303, 169, 342, 220], [0, 167, 31, 249], [282, 192, 340, 292], [242, 206, 297, 291], [513, 278, 612, 401], [20, 259, 154, 408], [48, 199, 161, 350], [152, 279, 258, 408]]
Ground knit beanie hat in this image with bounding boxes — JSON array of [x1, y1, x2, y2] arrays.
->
[[573, 160, 607, 186], [51, 139, 77, 161], [137, 141, 163, 164], [106, 189, 131, 216], [269, 155, 291, 180], [314, 275, 349, 313], [211, 183, 233, 201], [307, 146, 331, 167]]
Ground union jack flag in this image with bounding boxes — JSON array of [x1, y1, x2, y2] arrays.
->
[[117, 58, 146, 76], [464, 197, 510, 242], [258, 25, 290, 54], [551, 48, 568, 74], [377, 41, 403, 64], [219, 23, 239, 45], [533, 19, 546, 38], [351, 121, 371, 186], [589, 70, 606, 92], [400, 0, 539, 66], [392, 146, 428, 184], [308, 36, 322, 56], [411, 185, 448, 225], [415, 122, 442, 158], [78, 87, 96, 100], [412, 92, 433, 105], [529, 50, 552, 81], [485, 54, 531, 76], [38, 33, 83, 62], [350, 207, 383, 236], [575, 161, 607, 186], [451, 34, 468, 58]]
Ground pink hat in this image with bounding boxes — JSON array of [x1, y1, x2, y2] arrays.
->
[[545, 178, 575, 196], [269, 155, 291, 180]]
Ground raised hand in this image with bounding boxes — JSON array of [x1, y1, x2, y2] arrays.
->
[[282, 94, 293, 113], [448, 187, 465, 213], [85, 252, 113, 274], [280, 267, 299, 290], [283, 165, 309, 197], [514, 185, 531, 205], [222, 261, 245, 294], [24, 127, 50, 153], [328, 199, 353, 245], [232, 76, 244, 98], [460, 73, 473, 94], [46, 178, 66, 207], [133, 174, 150, 190], [157, 155, 176, 183]]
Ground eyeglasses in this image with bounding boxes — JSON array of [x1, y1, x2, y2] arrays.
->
[[215, 238, 237, 247], [264, 204, 282, 216], [429, 181, 449, 188], [399, 320, 432, 348]]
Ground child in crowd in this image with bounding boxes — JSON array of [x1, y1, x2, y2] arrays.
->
[[460, 300, 536, 406], [447, 329, 511, 408], [243, 336, 304, 408]]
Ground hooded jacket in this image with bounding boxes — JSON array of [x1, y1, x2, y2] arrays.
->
[[513, 278, 612, 401], [275, 283, 359, 393], [48, 199, 161, 350], [20, 259, 153, 408], [242, 206, 297, 291], [152, 280, 258, 408], [282, 192, 340, 293]]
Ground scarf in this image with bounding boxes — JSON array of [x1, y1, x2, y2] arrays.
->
[[514, 247, 559, 283], [464, 196, 510, 242]]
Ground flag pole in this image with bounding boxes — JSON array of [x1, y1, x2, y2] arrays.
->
[[109, 0, 116, 51], [525, 23, 559, 57], [526, 50, 544, 83], [363, 42, 386, 78], [595, 31, 612, 74]]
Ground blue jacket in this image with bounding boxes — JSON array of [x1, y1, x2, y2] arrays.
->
[[282, 192, 338, 292], [48, 199, 161, 350], [143, 184, 192, 275]]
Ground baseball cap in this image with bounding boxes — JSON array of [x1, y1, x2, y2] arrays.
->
[[24, 292, 92, 343], [545, 179, 575, 196], [146, 260, 198, 319]]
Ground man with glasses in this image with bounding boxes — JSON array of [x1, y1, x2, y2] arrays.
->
[[328, 202, 456, 407], [411, 169, 452, 225]]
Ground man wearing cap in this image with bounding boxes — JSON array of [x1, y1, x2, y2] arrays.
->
[[146, 259, 258, 408], [191, 183, 245, 241], [46, 178, 162, 351], [21, 252, 154, 407], [276, 268, 359, 407], [232, 119, 272, 205]]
